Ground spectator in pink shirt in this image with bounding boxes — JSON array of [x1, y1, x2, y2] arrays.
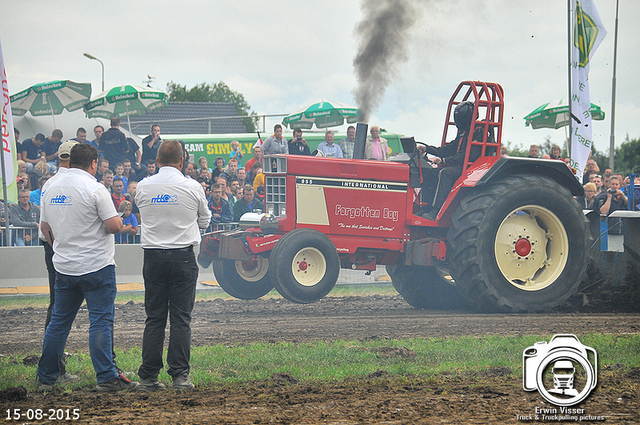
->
[[365, 125, 391, 161]]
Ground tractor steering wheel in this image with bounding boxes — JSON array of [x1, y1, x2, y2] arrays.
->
[[414, 141, 433, 164]]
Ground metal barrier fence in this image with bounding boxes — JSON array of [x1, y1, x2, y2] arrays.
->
[[0, 224, 389, 285], [111, 222, 240, 244], [0, 223, 241, 247], [204, 222, 239, 233], [0, 227, 40, 247]]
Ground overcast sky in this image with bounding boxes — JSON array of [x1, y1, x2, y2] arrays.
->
[[3, 0, 638, 154]]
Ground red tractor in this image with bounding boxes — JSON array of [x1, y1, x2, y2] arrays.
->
[[199, 81, 590, 312]]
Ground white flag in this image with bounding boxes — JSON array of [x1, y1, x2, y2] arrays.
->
[[570, 0, 607, 181], [1, 37, 18, 204]]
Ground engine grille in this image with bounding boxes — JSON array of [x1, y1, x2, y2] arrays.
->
[[265, 176, 286, 217]]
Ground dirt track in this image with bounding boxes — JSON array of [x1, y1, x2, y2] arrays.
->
[[1, 294, 639, 423]]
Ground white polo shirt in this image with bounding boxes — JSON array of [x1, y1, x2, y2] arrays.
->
[[39, 167, 69, 242], [40, 168, 118, 276], [135, 166, 211, 249]]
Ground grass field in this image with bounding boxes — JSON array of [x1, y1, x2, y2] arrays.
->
[[2, 287, 639, 392], [1, 332, 638, 391]]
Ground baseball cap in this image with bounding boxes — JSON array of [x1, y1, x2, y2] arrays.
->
[[58, 140, 79, 159]]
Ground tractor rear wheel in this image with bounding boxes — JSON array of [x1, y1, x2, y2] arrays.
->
[[270, 228, 340, 304], [447, 175, 589, 312], [386, 265, 466, 310], [212, 257, 274, 300]]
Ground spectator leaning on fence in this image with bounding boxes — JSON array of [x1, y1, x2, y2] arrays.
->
[[595, 175, 628, 239], [9, 189, 40, 246], [596, 176, 627, 217], [115, 201, 138, 244]]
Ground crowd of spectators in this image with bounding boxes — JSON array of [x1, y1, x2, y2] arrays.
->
[[3, 124, 639, 248], [523, 143, 638, 214], [524, 143, 638, 246], [3, 120, 271, 246]]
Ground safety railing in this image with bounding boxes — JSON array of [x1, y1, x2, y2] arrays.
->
[[0, 227, 40, 247], [0, 223, 241, 247], [112, 222, 241, 244]]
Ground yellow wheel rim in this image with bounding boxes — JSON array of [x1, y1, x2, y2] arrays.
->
[[291, 247, 326, 287], [494, 205, 569, 291], [234, 257, 269, 282]]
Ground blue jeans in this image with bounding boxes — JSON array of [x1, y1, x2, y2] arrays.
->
[[37, 265, 118, 385]]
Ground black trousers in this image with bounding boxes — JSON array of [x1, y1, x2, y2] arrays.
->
[[420, 165, 463, 213], [138, 247, 199, 380], [432, 166, 463, 212], [44, 242, 57, 330]]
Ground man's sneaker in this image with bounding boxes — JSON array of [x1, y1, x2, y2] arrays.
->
[[56, 372, 79, 384], [36, 376, 55, 392], [172, 375, 195, 391], [96, 374, 139, 392], [116, 366, 136, 379], [136, 377, 166, 392]]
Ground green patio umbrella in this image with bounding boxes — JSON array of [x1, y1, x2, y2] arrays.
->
[[282, 101, 359, 130], [524, 99, 605, 129], [10, 80, 92, 127], [84, 85, 167, 132]]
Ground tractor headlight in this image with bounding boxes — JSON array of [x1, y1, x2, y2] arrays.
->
[[259, 213, 279, 235]]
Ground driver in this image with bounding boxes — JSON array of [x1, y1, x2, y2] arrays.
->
[[419, 101, 475, 219]]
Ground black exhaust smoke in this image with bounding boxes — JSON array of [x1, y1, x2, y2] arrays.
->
[[353, 122, 368, 159], [353, 0, 419, 123]]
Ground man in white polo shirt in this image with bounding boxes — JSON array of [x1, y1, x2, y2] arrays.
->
[[135, 140, 210, 391], [39, 139, 77, 384], [36, 143, 138, 393]]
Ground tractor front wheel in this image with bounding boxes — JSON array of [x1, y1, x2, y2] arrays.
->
[[212, 257, 273, 300], [270, 228, 340, 304]]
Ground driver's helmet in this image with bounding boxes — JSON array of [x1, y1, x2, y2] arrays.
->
[[454, 101, 475, 131]]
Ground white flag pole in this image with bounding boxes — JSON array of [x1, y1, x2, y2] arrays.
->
[[567, 0, 573, 160], [608, 0, 619, 170]]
